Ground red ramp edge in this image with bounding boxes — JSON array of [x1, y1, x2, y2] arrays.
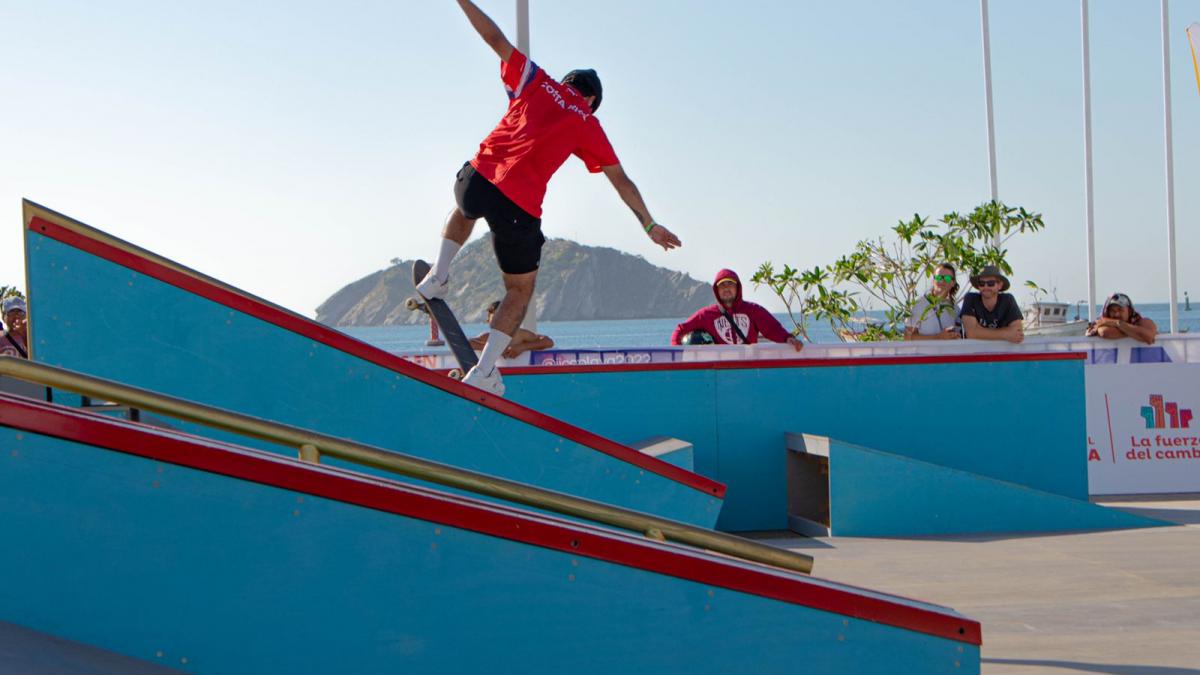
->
[[0, 392, 981, 646], [22, 200, 724, 498]]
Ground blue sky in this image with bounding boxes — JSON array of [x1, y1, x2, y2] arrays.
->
[[2, 0, 1197, 316]]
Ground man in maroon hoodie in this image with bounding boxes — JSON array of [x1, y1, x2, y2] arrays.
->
[[670, 269, 803, 350]]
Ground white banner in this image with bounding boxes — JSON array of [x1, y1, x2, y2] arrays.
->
[[1086, 363, 1200, 494]]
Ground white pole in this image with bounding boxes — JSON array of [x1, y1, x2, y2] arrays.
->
[[980, 0, 1000, 247], [516, 0, 530, 56], [1161, 0, 1179, 333], [1082, 0, 1097, 322]]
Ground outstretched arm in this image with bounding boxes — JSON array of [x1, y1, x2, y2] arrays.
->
[[749, 304, 804, 351], [670, 309, 712, 345], [601, 163, 681, 251], [456, 0, 514, 61]]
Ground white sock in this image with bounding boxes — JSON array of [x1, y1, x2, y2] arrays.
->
[[475, 329, 512, 373], [428, 238, 461, 281]]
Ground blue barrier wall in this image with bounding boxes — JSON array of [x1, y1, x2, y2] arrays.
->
[[23, 207, 722, 527], [503, 356, 1087, 531], [0, 401, 980, 674], [817, 436, 1166, 537]]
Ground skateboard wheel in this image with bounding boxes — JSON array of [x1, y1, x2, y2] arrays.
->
[[405, 297, 420, 311], [448, 368, 464, 381]]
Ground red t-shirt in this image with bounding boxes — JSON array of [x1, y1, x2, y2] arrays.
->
[[470, 50, 619, 218]]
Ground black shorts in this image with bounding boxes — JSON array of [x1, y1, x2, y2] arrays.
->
[[454, 162, 545, 275]]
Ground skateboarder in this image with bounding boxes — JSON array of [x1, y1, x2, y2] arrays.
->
[[416, 0, 681, 396]]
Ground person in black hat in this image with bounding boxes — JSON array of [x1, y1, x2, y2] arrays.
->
[[1086, 292, 1157, 344], [415, 0, 681, 397], [959, 265, 1024, 343]]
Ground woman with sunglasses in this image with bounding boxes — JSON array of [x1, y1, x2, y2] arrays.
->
[[960, 265, 1024, 343], [1086, 292, 1157, 344], [904, 263, 962, 340]]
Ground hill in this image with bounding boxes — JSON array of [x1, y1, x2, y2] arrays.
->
[[315, 235, 713, 326]]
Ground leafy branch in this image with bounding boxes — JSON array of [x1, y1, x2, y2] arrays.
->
[[755, 200, 1046, 342]]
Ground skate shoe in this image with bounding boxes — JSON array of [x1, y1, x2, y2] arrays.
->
[[462, 364, 505, 397]]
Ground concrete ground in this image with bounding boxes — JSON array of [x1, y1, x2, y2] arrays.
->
[[763, 495, 1200, 674], [0, 620, 183, 674]]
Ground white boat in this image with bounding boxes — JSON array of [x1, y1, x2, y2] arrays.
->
[[1024, 301, 1089, 337]]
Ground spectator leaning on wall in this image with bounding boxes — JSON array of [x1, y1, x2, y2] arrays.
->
[[959, 265, 1023, 344], [1086, 292, 1157, 345], [904, 263, 963, 341], [1, 296, 29, 358]]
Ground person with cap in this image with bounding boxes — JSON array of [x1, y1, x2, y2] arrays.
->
[[414, 0, 681, 397], [669, 270, 803, 350], [959, 265, 1024, 343], [0, 296, 29, 358], [469, 300, 554, 358], [1086, 293, 1157, 344]]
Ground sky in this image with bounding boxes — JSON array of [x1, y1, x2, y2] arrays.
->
[[1, 0, 1198, 318]]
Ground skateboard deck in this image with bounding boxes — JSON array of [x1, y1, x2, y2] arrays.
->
[[410, 260, 479, 375]]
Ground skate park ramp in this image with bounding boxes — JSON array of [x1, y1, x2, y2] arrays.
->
[[20, 200, 723, 528], [786, 434, 1169, 537], [0, 391, 981, 674], [496, 352, 1093, 531]]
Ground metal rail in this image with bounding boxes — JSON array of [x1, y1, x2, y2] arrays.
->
[[0, 357, 814, 574]]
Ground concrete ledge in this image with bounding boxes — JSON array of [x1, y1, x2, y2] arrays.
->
[[787, 433, 1173, 537]]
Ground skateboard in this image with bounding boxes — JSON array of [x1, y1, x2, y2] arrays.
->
[[408, 260, 479, 380]]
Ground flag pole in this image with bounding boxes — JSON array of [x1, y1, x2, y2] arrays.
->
[[1081, 1, 1097, 323], [1161, 0, 1179, 333], [516, 0, 530, 56], [980, 0, 1000, 248]]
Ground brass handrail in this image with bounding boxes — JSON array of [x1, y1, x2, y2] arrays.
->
[[0, 358, 813, 574]]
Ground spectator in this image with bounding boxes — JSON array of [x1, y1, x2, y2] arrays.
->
[[1086, 292, 1157, 345], [904, 263, 962, 341], [960, 265, 1023, 343], [670, 269, 803, 351], [469, 300, 554, 358], [1, 296, 28, 358]]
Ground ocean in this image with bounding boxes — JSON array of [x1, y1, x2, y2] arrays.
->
[[342, 302, 1199, 355]]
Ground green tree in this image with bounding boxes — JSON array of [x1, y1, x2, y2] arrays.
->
[[754, 201, 1045, 342]]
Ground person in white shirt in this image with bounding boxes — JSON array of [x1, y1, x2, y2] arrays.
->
[[904, 263, 962, 341]]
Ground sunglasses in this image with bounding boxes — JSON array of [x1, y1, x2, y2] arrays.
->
[[933, 274, 955, 283], [976, 280, 999, 288]]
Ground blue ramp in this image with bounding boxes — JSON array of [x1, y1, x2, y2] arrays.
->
[[787, 434, 1171, 537], [21, 200, 723, 527], [499, 352, 1088, 531], [0, 394, 981, 674]]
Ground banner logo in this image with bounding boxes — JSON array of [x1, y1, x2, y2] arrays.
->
[[1140, 394, 1193, 429]]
